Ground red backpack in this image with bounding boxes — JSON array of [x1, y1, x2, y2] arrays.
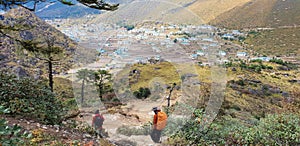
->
[[95, 115, 104, 127]]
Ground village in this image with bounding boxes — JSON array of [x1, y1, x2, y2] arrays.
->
[[45, 17, 282, 73]]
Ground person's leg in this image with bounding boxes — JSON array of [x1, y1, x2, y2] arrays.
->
[[98, 129, 103, 138], [151, 129, 161, 143], [156, 130, 162, 143]]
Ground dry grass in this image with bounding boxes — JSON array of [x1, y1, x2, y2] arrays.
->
[[244, 27, 300, 56], [188, 0, 252, 23], [209, 0, 300, 29], [209, 0, 276, 29], [130, 62, 181, 91]]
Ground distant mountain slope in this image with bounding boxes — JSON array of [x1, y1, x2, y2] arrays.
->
[[209, 0, 300, 29], [90, 0, 204, 25], [34, 0, 131, 19], [188, 0, 252, 23], [244, 27, 300, 56], [266, 0, 300, 27], [35, 2, 101, 19]]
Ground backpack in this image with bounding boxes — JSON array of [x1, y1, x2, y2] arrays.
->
[[156, 111, 167, 130], [95, 115, 104, 127]]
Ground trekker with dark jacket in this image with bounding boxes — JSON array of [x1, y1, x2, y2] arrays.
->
[[92, 110, 105, 138]]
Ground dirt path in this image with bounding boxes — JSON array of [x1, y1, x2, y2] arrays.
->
[[78, 98, 168, 146]]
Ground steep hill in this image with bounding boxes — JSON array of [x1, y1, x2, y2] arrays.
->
[[188, 0, 252, 24], [87, 0, 300, 27], [0, 7, 97, 78], [209, 0, 300, 29], [31, 0, 300, 28], [203, 0, 300, 57], [243, 27, 300, 57], [89, 0, 204, 25]]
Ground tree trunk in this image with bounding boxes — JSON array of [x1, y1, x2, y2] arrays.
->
[[99, 84, 103, 101], [166, 83, 176, 116], [48, 58, 53, 92], [167, 85, 175, 107], [81, 79, 85, 105]]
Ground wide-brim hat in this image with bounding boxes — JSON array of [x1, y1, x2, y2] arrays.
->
[[152, 107, 161, 111]]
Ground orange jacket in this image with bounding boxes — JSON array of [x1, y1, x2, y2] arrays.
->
[[153, 111, 167, 130]]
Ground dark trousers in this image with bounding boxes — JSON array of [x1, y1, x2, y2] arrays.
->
[[150, 129, 162, 143], [95, 127, 103, 138]]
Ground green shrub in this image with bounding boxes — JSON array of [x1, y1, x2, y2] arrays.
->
[[266, 66, 273, 70], [133, 87, 151, 99], [116, 123, 151, 136], [0, 72, 65, 124], [0, 106, 32, 146], [270, 58, 286, 65], [169, 108, 300, 145], [250, 114, 300, 145], [225, 61, 233, 67], [250, 59, 262, 64], [124, 25, 134, 31]]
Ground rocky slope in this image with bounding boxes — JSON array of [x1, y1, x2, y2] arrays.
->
[[0, 7, 97, 78]]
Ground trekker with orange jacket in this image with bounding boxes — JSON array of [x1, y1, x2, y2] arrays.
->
[[151, 107, 168, 143]]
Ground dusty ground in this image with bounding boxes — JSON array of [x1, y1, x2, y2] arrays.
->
[[79, 98, 168, 146]]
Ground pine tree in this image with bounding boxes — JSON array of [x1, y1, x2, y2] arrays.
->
[[76, 69, 94, 105], [93, 70, 112, 101], [20, 34, 64, 92]]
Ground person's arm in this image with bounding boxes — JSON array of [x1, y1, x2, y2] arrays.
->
[[153, 114, 158, 129]]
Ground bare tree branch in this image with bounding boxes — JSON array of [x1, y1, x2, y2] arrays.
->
[[0, 0, 119, 11]]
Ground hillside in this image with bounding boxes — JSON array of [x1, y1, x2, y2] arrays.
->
[[128, 61, 300, 119], [54, 0, 300, 27], [0, 7, 97, 78], [188, 0, 252, 23], [209, 0, 300, 29], [243, 27, 300, 57], [203, 0, 300, 57], [89, 0, 204, 25]]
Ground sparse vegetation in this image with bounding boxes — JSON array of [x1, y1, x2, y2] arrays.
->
[[209, 1, 300, 29], [244, 28, 300, 56], [269, 58, 297, 70], [236, 61, 273, 73]]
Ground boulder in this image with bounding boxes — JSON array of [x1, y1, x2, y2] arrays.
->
[[13, 66, 28, 78]]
